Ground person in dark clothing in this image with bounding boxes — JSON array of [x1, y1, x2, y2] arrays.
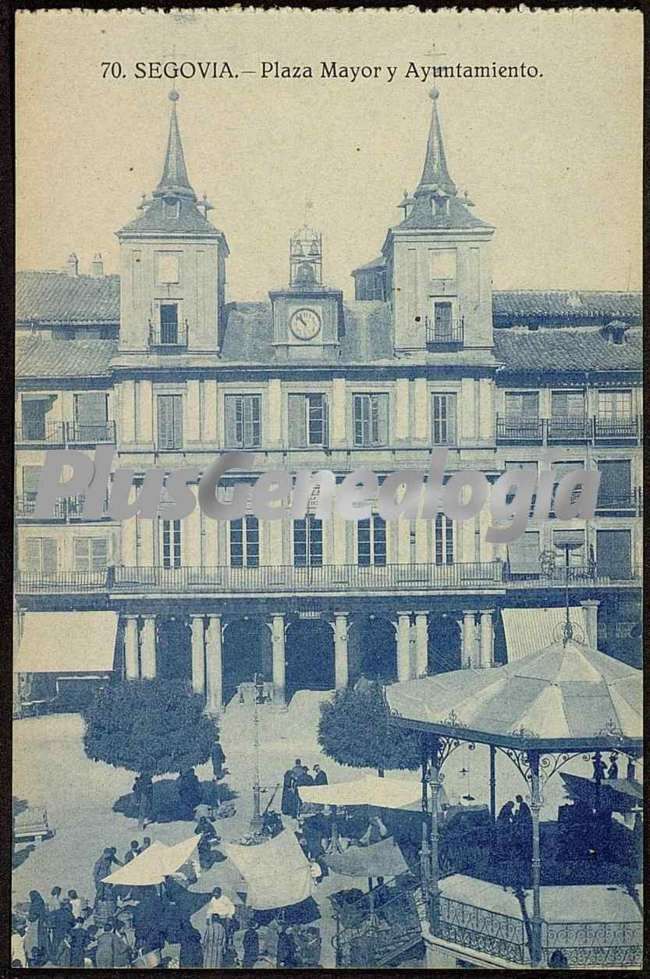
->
[[211, 737, 227, 781], [607, 754, 619, 780], [48, 901, 75, 960], [133, 772, 154, 829], [281, 769, 299, 818], [93, 847, 121, 902], [67, 918, 89, 968], [296, 766, 314, 787], [242, 921, 259, 969], [514, 794, 533, 860], [195, 815, 221, 870], [178, 920, 203, 968], [313, 764, 328, 785], [276, 924, 297, 968], [131, 890, 166, 952], [124, 839, 141, 863], [496, 800, 515, 859], [177, 768, 202, 818]]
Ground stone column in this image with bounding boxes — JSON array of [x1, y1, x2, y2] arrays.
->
[[580, 599, 599, 648], [140, 616, 156, 679], [205, 615, 223, 714], [271, 614, 286, 705], [479, 610, 494, 668], [190, 615, 206, 696], [333, 613, 349, 690], [124, 615, 140, 680], [396, 612, 412, 682], [462, 611, 477, 669], [415, 613, 429, 677]]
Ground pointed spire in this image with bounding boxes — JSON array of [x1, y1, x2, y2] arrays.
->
[[416, 88, 457, 198], [154, 90, 196, 200]]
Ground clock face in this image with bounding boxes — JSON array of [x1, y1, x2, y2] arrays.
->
[[290, 307, 321, 341]]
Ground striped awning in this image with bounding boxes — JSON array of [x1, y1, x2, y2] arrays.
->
[[501, 607, 587, 663], [16, 611, 118, 673]]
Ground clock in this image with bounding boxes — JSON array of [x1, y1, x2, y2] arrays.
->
[[289, 307, 321, 341]]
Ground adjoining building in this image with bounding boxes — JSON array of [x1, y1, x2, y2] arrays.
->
[[14, 89, 642, 713]]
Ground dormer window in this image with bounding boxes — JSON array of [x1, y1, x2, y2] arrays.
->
[[162, 198, 180, 220]]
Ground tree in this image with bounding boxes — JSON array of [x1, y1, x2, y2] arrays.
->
[[318, 681, 421, 773], [83, 678, 217, 777]]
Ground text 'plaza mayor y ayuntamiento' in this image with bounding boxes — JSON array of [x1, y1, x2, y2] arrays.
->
[[14, 88, 642, 712]]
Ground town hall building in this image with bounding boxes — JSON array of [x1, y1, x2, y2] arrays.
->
[[14, 89, 642, 713]]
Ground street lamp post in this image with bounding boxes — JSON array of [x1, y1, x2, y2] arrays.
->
[[249, 676, 263, 834]]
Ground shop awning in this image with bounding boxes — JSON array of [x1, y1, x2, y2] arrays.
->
[[325, 837, 409, 879], [16, 611, 118, 673], [224, 830, 312, 910], [298, 775, 424, 810], [501, 607, 587, 663], [102, 837, 198, 886]]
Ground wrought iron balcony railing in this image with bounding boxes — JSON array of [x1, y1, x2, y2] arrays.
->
[[546, 416, 591, 442], [496, 415, 544, 442], [594, 416, 640, 441], [15, 571, 109, 593], [148, 321, 188, 348], [541, 919, 642, 969], [15, 421, 66, 445], [425, 318, 464, 347], [66, 421, 116, 444], [497, 415, 642, 446], [15, 496, 66, 519], [436, 894, 529, 965]]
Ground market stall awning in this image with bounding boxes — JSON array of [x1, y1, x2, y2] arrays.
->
[[501, 607, 587, 662], [560, 772, 643, 813], [325, 837, 409, 878], [298, 775, 424, 810], [102, 836, 198, 886], [386, 638, 642, 751], [16, 611, 118, 673], [223, 830, 312, 910]]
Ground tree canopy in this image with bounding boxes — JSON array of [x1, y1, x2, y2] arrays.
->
[[83, 678, 217, 776], [318, 681, 421, 771]]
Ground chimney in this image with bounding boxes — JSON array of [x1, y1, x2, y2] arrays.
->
[[65, 253, 79, 277], [91, 253, 104, 277]]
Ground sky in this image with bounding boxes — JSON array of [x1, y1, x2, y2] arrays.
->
[[16, 8, 642, 301]]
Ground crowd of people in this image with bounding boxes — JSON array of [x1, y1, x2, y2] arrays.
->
[[280, 758, 328, 819]]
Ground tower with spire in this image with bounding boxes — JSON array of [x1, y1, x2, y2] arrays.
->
[[382, 88, 495, 355], [116, 91, 229, 354]]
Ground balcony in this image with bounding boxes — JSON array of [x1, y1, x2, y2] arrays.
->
[[111, 562, 504, 596], [425, 318, 464, 348], [496, 415, 544, 443], [15, 496, 66, 519], [15, 421, 65, 446], [496, 415, 642, 446], [504, 562, 641, 589], [15, 571, 109, 594], [594, 415, 640, 442], [67, 421, 116, 445], [148, 321, 188, 348]]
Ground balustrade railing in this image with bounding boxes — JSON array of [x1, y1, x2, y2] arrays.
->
[[435, 894, 529, 965], [541, 919, 643, 968], [15, 571, 108, 593], [15, 421, 66, 445], [496, 414, 641, 445]]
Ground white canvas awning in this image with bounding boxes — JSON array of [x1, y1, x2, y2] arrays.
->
[[102, 836, 198, 886], [501, 607, 587, 663], [15, 611, 118, 673], [298, 774, 425, 810], [224, 830, 312, 910]]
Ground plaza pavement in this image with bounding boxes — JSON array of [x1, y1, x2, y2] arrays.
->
[[12, 690, 616, 967]]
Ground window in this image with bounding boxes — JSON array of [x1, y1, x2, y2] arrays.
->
[[433, 301, 453, 340], [161, 520, 182, 568], [430, 249, 457, 280], [288, 394, 328, 447], [225, 395, 262, 448], [432, 393, 457, 445], [507, 530, 540, 576], [357, 515, 387, 566], [21, 395, 54, 440], [433, 514, 454, 565], [229, 516, 260, 567], [74, 392, 108, 440], [353, 394, 388, 447], [159, 303, 179, 344], [505, 392, 539, 419], [22, 466, 41, 506], [597, 459, 632, 507], [598, 389, 632, 419], [24, 538, 57, 575], [356, 271, 384, 301], [553, 529, 586, 568], [157, 394, 183, 450], [162, 199, 180, 221], [551, 390, 585, 417], [293, 516, 323, 567], [74, 537, 109, 572], [551, 460, 586, 508], [156, 252, 180, 284]]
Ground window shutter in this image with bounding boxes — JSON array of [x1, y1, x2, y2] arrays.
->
[[172, 395, 183, 448], [353, 396, 364, 446], [251, 396, 261, 445], [91, 538, 109, 570], [25, 539, 41, 572], [42, 539, 57, 575], [74, 538, 90, 572], [157, 396, 172, 449], [322, 397, 329, 446], [224, 396, 238, 446], [288, 395, 307, 447], [75, 392, 108, 427], [376, 394, 389, 445], [23, 466, 41, 496], [447, 395, 457, 443]]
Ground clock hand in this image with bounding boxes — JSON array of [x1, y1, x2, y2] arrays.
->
[[296, 314, 307, 327]]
